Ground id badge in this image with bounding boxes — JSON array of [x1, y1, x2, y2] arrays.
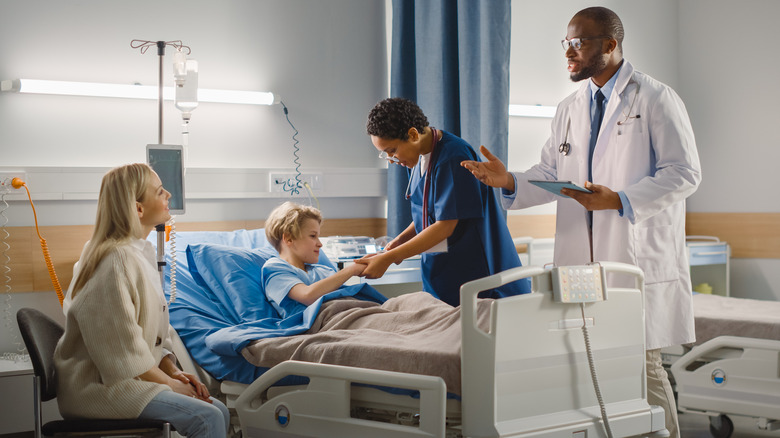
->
[[424, 239, 448, 254]]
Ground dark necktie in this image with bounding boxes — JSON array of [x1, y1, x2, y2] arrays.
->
[[588, 89, 605, 182], [587, 89, 605, 231]]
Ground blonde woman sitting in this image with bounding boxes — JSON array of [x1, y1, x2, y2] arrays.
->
[[53, 163, 229, 438]]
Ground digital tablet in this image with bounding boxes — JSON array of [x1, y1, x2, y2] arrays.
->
[[528, 180, 592, 197]]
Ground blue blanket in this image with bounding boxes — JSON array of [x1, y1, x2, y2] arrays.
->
[[155, 229, 385, 384]]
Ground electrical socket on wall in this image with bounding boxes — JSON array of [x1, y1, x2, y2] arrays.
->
[[269, 172, 323, 193], [0, 172, 26, 188]]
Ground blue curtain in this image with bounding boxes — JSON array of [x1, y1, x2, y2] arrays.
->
[[388, 0, 512, 237]]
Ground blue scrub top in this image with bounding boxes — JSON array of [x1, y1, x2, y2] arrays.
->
[[408, 131, 531, 306]]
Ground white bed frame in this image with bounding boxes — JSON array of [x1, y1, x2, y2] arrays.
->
[[221, 262, 667, 438], [671, 336, 780, 434]]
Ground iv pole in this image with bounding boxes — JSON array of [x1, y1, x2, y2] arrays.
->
[[130, 39, 191, 291]]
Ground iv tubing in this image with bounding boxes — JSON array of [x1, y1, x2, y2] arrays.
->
[[13, 178, 65, 306]]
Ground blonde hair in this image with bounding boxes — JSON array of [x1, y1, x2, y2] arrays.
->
[[71, 163, 153, 295], [265, 202, 322, 251]]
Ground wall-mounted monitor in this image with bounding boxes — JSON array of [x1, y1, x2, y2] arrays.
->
[[146, 144, 185, 215]]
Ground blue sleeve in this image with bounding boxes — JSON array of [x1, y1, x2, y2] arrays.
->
[[501, 174, 519, 202], [261, 258, 307, 317], [618, 191, 635, 221], [433, 155, 485, 221]]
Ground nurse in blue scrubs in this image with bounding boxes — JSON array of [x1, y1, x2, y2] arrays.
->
[[358, 97, 530, 306]]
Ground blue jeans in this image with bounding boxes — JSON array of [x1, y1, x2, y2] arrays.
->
[[138, 390, 230, 438]]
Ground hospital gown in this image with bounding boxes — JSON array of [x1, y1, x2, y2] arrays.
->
[[261, 257, 337, 318]]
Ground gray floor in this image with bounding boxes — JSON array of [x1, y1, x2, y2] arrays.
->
[[3, 412, 776, 438], [680, 411, 779, 438]]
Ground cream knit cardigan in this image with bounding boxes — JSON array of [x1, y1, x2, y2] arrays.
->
[[53, 239, 172, 419]]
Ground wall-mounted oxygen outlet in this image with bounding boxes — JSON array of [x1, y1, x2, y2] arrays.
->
[[0, 172, 26, 189], [269, 172, 323, 193]]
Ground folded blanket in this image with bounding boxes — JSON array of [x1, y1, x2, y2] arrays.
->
[[241, 292, 493, 395], [693, 293, 780, 345]]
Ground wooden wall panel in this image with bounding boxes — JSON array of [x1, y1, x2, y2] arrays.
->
[[685, 212, 780, 258], [506, 214, 557, 239], [4, 213, 777, 293], [4, 218, 388, 292], [31, 225, 93, 293], [3, 227, 34, 292]]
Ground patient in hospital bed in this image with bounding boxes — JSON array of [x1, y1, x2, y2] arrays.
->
[[171, 202, 492, 395], [261, 201, 368, 314]]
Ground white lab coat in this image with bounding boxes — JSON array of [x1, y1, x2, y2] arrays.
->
[[504, 61, 701, 349]]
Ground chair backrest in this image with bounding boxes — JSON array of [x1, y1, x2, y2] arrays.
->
[[17, 307, 64, 402]]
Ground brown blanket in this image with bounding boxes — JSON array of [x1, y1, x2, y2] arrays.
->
[[241, 292, 493, 395]]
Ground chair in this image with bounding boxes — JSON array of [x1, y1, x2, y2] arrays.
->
[[16, 307, 173, 438]]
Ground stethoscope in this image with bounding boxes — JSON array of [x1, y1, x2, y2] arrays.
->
[[403, 128, 440, 229], [558, 81, 641, 156]]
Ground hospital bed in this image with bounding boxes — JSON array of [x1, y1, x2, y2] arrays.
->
[[668, 294, 780, 437], [156, 229, 667, 437], [514, 235, 780, 437]]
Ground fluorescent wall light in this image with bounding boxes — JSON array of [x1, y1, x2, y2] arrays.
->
[[508, 104, 556, 118], [1, 79, 277, 106]]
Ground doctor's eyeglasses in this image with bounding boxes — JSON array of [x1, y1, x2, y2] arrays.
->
[[379, 150, 401, 164], [561, 36, 611, 51]]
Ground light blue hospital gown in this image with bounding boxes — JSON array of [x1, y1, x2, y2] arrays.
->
[[261, 257, 336, 318]]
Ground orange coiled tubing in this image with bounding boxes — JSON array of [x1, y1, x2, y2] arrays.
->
[[13, 178, 65, 306]]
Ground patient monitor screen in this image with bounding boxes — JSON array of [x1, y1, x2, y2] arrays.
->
[[147, 144, 185, 215]]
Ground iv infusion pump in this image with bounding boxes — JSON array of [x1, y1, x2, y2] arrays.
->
[[147, 144, 185, 215]]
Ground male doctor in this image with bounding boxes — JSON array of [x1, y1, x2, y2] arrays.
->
[[462, 6, 700, 437]]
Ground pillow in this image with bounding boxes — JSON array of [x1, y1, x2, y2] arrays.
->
[[186, 242, 338, 324], [147, 228, 272, 250], [187, 243, 280, 323]]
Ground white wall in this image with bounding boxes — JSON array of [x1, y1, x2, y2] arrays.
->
[[0, 0, 387, 170], [677, 0, 780, 299], [0, 0, 389, 359], [508, 0, 780, 300], [0, 0, 390, 223]]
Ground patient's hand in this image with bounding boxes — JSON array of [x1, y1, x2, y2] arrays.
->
[[345, 262, 367, 277]]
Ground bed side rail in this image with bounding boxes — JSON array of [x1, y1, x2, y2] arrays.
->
[[234, 360, 446, 438], [672, 335, 780, 421]]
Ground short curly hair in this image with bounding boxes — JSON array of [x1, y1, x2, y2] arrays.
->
[[574, 6, 624, 53], [265, 202, 322, 252], [366, 97, 429, 140]]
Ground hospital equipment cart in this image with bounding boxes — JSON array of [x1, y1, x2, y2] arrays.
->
[[686, 236, 730, 297]]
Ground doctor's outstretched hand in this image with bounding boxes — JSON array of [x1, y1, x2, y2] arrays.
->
[[561, 182, 623, 211], [460, 145, 516, 193]]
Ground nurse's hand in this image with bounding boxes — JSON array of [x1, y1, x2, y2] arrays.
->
[[561, 182, 623, 211], [460, 145, 515, 192], [354, 253, 394, 279], [384, 237, 402, 251]]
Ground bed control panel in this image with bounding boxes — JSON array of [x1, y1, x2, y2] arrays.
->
[[551, 264, 607, 303]]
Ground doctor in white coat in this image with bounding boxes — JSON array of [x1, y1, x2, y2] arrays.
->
[[462, 7, 700, 438]]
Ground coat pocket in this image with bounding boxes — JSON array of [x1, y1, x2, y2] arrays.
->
[[634, 224, 678, 284]]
